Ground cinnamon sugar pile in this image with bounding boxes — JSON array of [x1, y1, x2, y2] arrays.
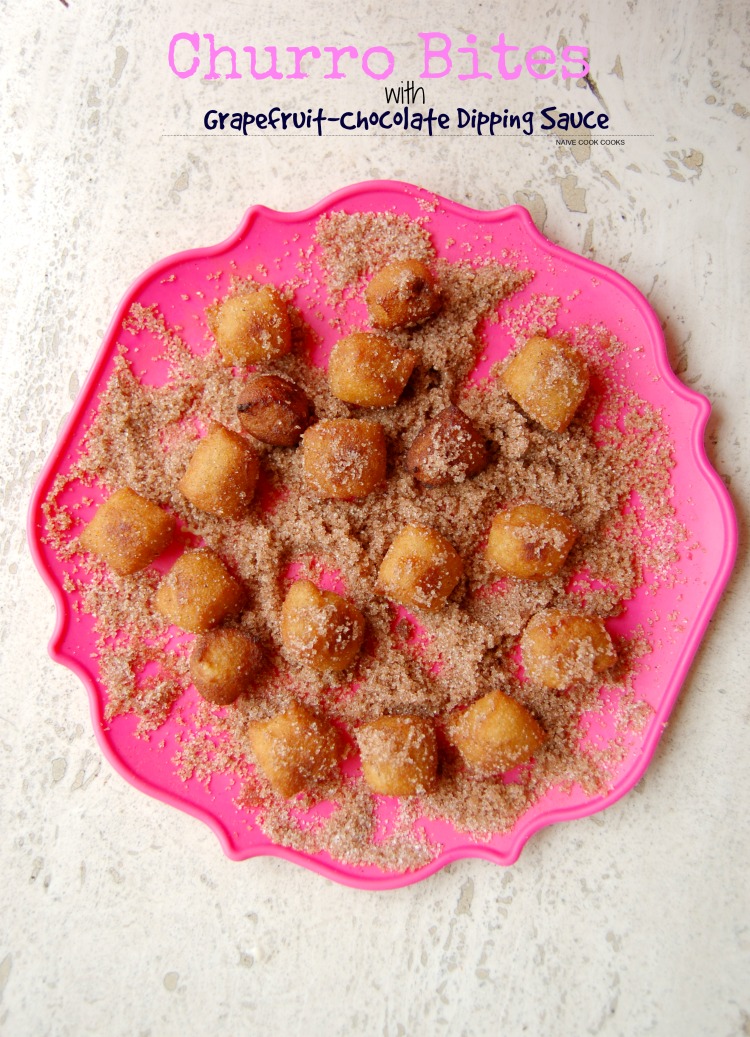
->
[[42, 210, 686, 872]]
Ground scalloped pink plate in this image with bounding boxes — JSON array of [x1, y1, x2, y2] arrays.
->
[[28, 181, 737, 888]]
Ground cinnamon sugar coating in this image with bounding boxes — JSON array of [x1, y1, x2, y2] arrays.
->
[[179, 423, 259, 519], [247, 700, 346, 798], [302, 418, 387, 499], [281, 580, 365, 672], [189, 628, 264, 705], [521, 609, 617, 689], [365, 259, 441, 330], [446, 689, 547, 777], [79, 487, 174, 575], [155, 548, 246, 633], [502, 335, 589, 432], [357, 715, 438, 796], [42, 208, 687, 872], [485, 504, 578, 580], [208, 284, 292, 366]]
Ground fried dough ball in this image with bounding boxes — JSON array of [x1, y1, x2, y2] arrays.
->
[[281, 580, 365, 672], [501, 335, 589, 433], [365, 259, 441, 330], [302, 418, 386, 499], [237, 374, 312, 446], [328, 332, 418, 407], [521, 609, 617, 689], [79, 487, 174, 575], [209, 285, 292, 366], [485, 504, 578, 580], [376, 524, 463, 612], [357, 716, 438, 796], [405, 405, 489, 486], [247, 700, 345, 798], [189, 628, 264, 705], [179, 423, 260, 519], [446, 689, 547, 776], [155, 548, 245, 633]]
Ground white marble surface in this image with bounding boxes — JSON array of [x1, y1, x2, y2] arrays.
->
[[2, 1, 748, 1034]]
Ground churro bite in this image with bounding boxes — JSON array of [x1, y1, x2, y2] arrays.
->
[[281, 580, 365, 672], [79, 487, 174, 575], [357, 715, 438, 796], [446, 689, 546, 776], [376, 524, 463, 612], [502, 335, 589, 433], [365, 258, 441, 330], [521, 609, 616, 689], [210, 284, 292, 366], [302, 418, 386, 499], [189, 627, 264, 705], [155, 548, 245, 633], [485, 503, 578, 580], [405, 405, 489, 486], [328, 332, 418, 408], [237, 374, 312, 446], [179, 423, 260, 519], [247, 700, 345, 798]]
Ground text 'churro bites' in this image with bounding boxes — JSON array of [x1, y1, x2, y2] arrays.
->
[[209, 284, 292, 365], [189, 627, 264, 705], [302, 418, 387, 499], [155, 548, 246, 633], [357, 715, 439, 796], [237, 374, 312, 446], [405, 405, 489, 486], [521, 608, 617, 689], [365, 258, 441, 330], [501, 335, 590, 433], [485, 503, 578, 580], [446, 689, 547, 776], [281, 579, 365, 672], [328, 332, 418, 408], [376, 524, 464, 612], [247, 700, 345, 798], [179, 423, 260, 519], [79, 487, 175, 576]]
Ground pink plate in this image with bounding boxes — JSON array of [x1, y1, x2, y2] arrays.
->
[[28, 180, 737, 888]]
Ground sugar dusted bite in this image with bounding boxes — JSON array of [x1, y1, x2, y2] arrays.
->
[[247, 700, 345, 798], [209, 284, 292, 366], [79, 487, 174, 576]]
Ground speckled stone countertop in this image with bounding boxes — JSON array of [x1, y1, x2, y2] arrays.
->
[[2, 2, 748, 1035]]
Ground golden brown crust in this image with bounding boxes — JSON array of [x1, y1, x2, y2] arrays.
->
[[237, 374, 313, 446], [328, 332, 418, 408], [79, 487, 174, 575], [405, 405, 489, 486], [280, 580, 365, 672], [376, 524, 464, 613], [446, 689, 546, 776], [179, 423, 260, 519], [365, 259, 441, 330], [302, 418, 387, 499], [521, 609, 617, 689], [357, 715, 438, 796], [502, 336, 589, 432], [155, 548, 246, 633], [247, 700, 346, 798], [209, 285, 292, 366], [485, 504, 578, 580], [189, 628, 264, 705]]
